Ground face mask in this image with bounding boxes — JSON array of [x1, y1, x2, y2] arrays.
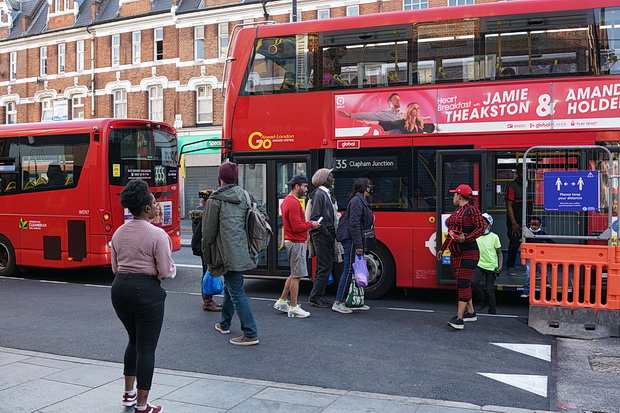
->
[[530, 227, 542, 233], [483, 229, 490, 235]]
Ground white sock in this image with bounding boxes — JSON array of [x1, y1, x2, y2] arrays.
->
[[135, 404, 147, 411]]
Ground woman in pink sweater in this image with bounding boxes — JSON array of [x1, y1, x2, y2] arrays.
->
[[111, 179, 176, 413]]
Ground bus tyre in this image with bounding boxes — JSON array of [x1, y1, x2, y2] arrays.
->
[[0, 235, 16, 276], [363, 242, 395, 300]]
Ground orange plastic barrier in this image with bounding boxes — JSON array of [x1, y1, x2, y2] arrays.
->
[[520, 243, 620, 311]]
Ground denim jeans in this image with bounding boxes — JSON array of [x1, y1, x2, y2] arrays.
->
[[219, 270, 258, 338], [336, 239, 354, 302]]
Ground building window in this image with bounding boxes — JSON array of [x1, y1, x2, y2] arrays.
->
[[113, 89, 127, 118], [41, 99, 53, 121], [72, 96, 84, 119], [195, 26, 204, 60], [218, 23, 229, 58], [76, 40, 84, 72], [448, 0, 473, 6], [58, 43, 66, 73], [196, 85, 213, 124], [290, 12, 301, 22], [346, 5, 359, 16], [6, 101, 17, 124], [404, 0, 428, 9], [132, 32, 141, 64], [55, 0, 60, 11], [64, 0, 70, 10], [154, 28, 163, 61], [112, 34, 120, 67], [40, 47, 47, 76], [148, 85, 163, 122], [318, 9, 330, 20], [10, 52, 17, 80]]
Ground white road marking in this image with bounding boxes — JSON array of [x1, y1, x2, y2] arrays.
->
[[477, 373, 548, 397], [492, 343, 551, 362], [40, 280, 68, 284], [175, 264, 203, 269], [388, 307, 434, 313], [84, 284, 111, 288]]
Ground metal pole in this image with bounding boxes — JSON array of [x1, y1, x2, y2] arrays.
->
[[292, 0, 297, 22]]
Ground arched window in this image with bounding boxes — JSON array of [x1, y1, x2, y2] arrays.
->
[[196, 85, 213, 124], [113, 89, 127, 119], [148, 85, 163, 122], [5, 101, 17, 124]]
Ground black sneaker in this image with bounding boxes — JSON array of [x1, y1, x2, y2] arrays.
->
[[309, 298, 330, 308], [463, 311, 477, 322], [448, 316, 464, 330]]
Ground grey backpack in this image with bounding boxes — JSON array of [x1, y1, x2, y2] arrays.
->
[[243, 190, 272, 258]]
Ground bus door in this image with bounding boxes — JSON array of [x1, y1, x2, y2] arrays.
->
[[233, 155, 310, 277], [436, 150, 487, 284]]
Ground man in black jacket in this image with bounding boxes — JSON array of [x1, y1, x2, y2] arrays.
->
[[308, 168, 337, 308]]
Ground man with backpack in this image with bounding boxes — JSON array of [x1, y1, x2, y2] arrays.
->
[[202, 162, 259, 346]]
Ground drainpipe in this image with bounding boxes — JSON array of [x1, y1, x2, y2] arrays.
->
[[86, 24, 96, 117]]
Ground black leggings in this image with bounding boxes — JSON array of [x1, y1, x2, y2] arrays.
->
[[111, 273, 166, 391]]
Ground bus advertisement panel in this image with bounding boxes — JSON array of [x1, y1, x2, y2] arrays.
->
[[0, 119, 180, 276]]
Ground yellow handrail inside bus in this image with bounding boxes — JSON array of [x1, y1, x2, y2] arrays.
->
[[23, 181, 35, 190], [35, 177, 47, 186], [5, 181, 16, 191]]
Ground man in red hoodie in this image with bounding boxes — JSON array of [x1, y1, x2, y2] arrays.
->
[[274, 174, 321, 318]]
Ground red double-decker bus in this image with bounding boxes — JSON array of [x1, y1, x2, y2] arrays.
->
[[222, 0, 620, 298], [0, 119, 180, 276]]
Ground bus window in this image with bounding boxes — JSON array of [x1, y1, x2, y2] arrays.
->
[[415, 20, 478, 84], [483, 13, 591, 78], [19, 134, 89, 192], [242, 35, 318, 95], [597, 7, 620, 75], [109, 127, 178, 187], [332, 147, 413, 211]]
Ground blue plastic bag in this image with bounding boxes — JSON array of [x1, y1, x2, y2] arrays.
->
[[327, 272, 334, 286], [352, 255, 369, 287], [202, 270, 224, 295]]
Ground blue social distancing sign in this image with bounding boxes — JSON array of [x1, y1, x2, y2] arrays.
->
[[543, 171, 599, 212]]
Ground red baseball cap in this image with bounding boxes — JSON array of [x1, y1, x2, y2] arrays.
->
[[449, 184, 473, 198]]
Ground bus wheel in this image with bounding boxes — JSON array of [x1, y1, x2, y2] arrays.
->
[[363, 243, 395, 300], [0, 235, 16, 276]]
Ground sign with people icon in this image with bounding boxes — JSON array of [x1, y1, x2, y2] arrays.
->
[[543, 171, 599, 211]]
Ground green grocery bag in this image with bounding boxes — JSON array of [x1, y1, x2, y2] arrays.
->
[[345, 279, 365, 308]]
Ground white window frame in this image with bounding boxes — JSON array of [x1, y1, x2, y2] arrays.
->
[[41, 98, 53, 122], [290, 12, 301, 22], [58, 43, 66, 73], [55, 0, 61, 12], [218, 23, 229, 58], [40, 47, 47, 76], [196, 85, 213, 124], [132, 32, 141, 64], [6, 101, 17, 124], [71, 95, 85, 120], [404, 0, 428, 10], [346, 5, 359, 16], [154, 28, 164, 61], [10, 52, 17, 80], [64, 0, 70, 10], [448, 0, 473, 6], [318, 9, 330, 20], [113, 89, 127, 119], [194, 26, 204, 60], [112, 34, 120, 67], [76, 40, 84, 72], [148, 85, 163, 122]]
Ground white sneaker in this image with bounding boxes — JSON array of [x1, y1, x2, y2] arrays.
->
[[273, 300, 290, 313], [288, 305, 310, 318], [351, 305, 370, 311], [332, 302, 353, 314]]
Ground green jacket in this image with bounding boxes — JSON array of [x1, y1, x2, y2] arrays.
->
[[201, 184, 256, 277]]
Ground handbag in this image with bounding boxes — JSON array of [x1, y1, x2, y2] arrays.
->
[[345, 278, 365, 308], [352, 255, 369, 287], [202, 270, 224, 295], [362, 227, 377, 252]]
